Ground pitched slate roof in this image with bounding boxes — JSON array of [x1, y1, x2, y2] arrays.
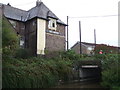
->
[[28, 2, 58, 20], [71, 42, 96, 49], [2, 1, 66, 25], [3, 4, 28, 22]]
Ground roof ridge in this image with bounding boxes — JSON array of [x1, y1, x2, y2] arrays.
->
[[2, 2, 66, 25], [37, 2, 43, 17], [4, 4, 27, 12], [40, 2, 58, 19], [25, 12, 30, 21]]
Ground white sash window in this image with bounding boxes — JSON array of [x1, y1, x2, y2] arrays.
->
[[48, 18, 57, 30]]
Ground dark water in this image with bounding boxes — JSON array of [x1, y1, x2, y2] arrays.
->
[[54, 81, 109, 89]]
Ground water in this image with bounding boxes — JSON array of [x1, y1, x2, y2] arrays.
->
[[54, 81, 109, 89]]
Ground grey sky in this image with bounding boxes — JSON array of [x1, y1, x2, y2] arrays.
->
[[1, 0, 119, 48]]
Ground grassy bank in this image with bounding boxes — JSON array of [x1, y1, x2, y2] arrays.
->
[[3, 50, 82, 88], [2, 56, 73, 88]]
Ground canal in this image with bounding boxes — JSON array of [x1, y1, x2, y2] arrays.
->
[[54, 81, 109, 89], [53, 60, 109, 89]]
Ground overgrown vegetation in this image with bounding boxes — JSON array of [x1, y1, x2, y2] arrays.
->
[[2, 16, 120, 89], [2, 16, 19, 58], [3, 49, 83, 88], [98, 54, 120, 90], [2, 57, 73, 88], [2, 16, 80, 88], [94, 44, 119, 54], [94, 44, 120, 89]]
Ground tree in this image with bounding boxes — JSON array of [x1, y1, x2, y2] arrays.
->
[[2, 16, 19, 58]]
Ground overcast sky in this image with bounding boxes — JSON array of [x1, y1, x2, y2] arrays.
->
[[1, 0, 119, 48]]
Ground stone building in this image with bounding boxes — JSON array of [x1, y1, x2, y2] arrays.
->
[[71, 42, 95, 55], [71, 42, 120, 55], [1, 1, 67, 56]]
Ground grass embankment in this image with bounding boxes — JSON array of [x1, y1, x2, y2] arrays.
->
[[2, 56, 73, 88], [3, 50, 82, 88], [2, 50, 120, 89]]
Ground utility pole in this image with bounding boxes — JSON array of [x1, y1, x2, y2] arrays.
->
[[79, 21, 82, 54], [66, 16, 69, 50], [94, 29, 96, 53]]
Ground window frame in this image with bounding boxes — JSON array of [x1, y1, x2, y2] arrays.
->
[[48, 18, 57, 31], [19, 36, 25, 48]]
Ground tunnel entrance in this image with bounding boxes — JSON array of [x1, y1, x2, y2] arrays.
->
[[78, 60, 101, 82], [58, 60, 102, 84]]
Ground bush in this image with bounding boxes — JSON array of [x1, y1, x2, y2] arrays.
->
[[60, 50, 81, 62], [100, 54, 120, 89], [2, 16, 19, 58], [94, 44, 118, 54], [15, 48, 31, 59], [2, 56, 73, 88]]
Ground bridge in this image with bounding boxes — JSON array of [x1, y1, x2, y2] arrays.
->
[[71, 60, 102, 82], [56, 60, 107, 89], [79, 60, 101, 81]]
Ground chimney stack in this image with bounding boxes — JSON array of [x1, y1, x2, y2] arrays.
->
[[7, 3, 11, 6], [36, 0, 41, 6]]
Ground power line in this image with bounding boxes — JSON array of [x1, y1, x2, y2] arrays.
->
[[69, 14, 119, 18], [13, 1, 35, 6]]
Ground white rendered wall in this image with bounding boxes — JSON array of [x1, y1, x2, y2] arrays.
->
[[37, 18, 46, 55]]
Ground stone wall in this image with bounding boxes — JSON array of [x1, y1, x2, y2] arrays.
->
[[45, 23, 66, 52], [7, 17, 66, 56], [71, 43, 87, 54], [25, 18, 37, 56]]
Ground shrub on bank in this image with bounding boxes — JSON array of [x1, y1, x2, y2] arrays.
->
[[2, 57, 73, 88], [100, 54, 120, 89], [2, 16, 19, 59], [15, 48, 31, 59]]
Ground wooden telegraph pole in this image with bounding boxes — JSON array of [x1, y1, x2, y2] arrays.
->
[[94, 29, 96, 53], [94, 29, 96, 45], [79, 21, 82, 54], [66, 16, 69, 50]]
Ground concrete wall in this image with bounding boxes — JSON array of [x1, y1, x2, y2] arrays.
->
[[79, 67, 101, 81]]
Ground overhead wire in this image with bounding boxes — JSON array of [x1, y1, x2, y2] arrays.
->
[[7, 1, 119, 19], [69, 14, 119, 19], [12, 1, 35, 6]]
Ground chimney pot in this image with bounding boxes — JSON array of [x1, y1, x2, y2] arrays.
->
[[7, 3, 11, 6]]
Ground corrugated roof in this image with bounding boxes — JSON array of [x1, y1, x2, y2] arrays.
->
[[2, 2, 66, 25]]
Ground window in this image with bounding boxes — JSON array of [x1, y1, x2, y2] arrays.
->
[[48, 18, 57, 30], [20, 36, 24, 48], [87, 47, 92, 51]]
